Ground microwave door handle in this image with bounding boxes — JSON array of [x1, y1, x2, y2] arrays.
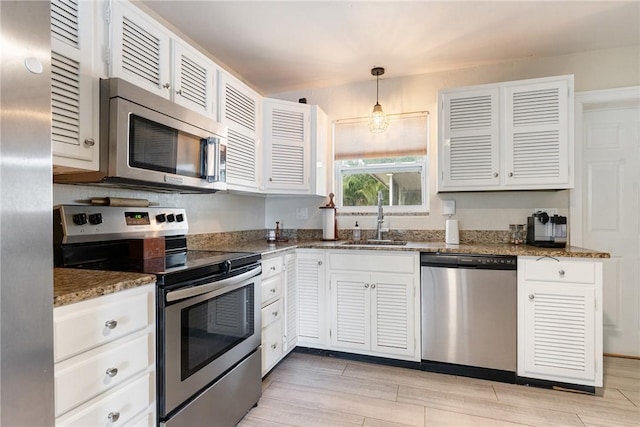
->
[[201, 137, 218, 183]]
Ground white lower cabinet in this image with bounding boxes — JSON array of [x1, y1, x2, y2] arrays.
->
[[260, 251, 296, 376], [296, 250, 327, 348], [328, 251, 420, 361], [53, 284, 156, 426], [517, 257, 603, 387]]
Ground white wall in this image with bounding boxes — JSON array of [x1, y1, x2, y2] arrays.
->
[[267, 46, 640, 233]]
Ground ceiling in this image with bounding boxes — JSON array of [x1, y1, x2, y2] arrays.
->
[[139, 1, 640, 95]]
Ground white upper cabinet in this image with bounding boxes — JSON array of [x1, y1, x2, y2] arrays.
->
[[51, 0, 100, 172], [218, 71, 262, 191], [439, 88, 501, 189], [263, 98, 311, 193], [109, 1, 217, 116], [438, 75, 574, 192]]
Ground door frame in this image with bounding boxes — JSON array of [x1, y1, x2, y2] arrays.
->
[[570, 86, 640, 246]]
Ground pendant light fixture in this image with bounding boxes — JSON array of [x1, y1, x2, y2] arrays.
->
[[368, 66, 389, 133]]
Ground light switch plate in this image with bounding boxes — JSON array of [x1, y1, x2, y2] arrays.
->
[[443, 200, 456, 216], [296, 207, 309, 220]]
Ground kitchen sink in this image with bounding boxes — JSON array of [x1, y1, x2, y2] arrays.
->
[[341, 239, 408, 246]]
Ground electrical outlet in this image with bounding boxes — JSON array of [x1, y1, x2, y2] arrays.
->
[[533, 208, 558, 215], [443, 200, 456, 216], [296, 207, 308, 220]]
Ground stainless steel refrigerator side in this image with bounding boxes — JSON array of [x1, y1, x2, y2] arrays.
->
[[0, 1, 54, 425]]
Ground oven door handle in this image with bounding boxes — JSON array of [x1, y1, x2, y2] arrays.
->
[[166, 265, 262, 302]]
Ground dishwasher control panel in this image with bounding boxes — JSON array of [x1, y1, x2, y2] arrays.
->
[[420, 253, 517, 270]]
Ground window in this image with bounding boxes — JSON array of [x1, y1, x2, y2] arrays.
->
[[334, 112, 429, 213]]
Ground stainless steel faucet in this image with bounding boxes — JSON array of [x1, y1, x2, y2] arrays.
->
[[376, 190, 384, 240]]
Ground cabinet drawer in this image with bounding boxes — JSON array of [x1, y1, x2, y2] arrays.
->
[[261, 319, 283, 375], [55, 332, 151, 416], [522, 259, 596, 284], [261, 274, 282, 305], [261, 299, 283, 329], [262, 256, 282, 279], [56, 372, 152, 427], [54, 286, 153, 362], [329, 252, 417, 274]]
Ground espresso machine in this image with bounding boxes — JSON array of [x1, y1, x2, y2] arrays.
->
[[526, 211, 567, 248]]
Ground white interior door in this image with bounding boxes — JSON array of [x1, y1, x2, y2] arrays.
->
[[573, 88, 639, 356]]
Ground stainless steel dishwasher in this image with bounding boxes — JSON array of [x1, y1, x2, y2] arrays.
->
[[421, 253, 517, 381]]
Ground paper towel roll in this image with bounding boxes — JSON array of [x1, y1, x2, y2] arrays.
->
[[445, 219, 459, 244], [322, 208, 336, 240]]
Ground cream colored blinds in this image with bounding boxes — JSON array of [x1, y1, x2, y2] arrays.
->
[[334, 112, 428, 160]]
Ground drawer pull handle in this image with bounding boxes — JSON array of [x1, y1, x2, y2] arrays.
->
[[559, 269, 565, 277], [272, 310, 278, 317], [107, 411, 120, 422], [271, 343, 277, 350], [529, 294, 535, 301], [105, 367, 119, 378], [104, 320, 118, 330]]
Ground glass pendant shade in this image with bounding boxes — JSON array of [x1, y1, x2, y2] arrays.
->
[[369, 66, 388, 133], [369, 102, 389, 133]]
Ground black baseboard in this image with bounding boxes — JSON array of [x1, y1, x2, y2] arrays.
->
[[420, 360, 516, 383], [293, 347, 421, 370], [516, 376, 596, 395]]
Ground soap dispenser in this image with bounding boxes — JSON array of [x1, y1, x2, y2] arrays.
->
[[353, 221, 361, 241]]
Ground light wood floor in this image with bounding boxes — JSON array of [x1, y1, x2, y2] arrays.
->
[[238, 352, 640, 427]]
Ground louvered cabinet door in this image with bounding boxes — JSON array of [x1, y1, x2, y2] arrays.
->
[[297, 251, 326, 348], [219, 72, 261, 191], [330, 272, 371, 352], [51, 0, 99, 171], [264, 99, 311, 193], [439, 88, 501, 191], [370, 274, 416, 358], [519, 281, 597, 384], [283, 252, 298, 354], [110, 1, 171, 98], [504, 78, 571, 188], [172, 39, 216, 116]]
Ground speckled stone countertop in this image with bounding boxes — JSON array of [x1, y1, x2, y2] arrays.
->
[[53, 268, 156, 307], [188, 238, 610, 259]]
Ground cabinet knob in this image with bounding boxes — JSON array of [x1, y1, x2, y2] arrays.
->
[[364, 283, 369, 289], [272, 310, 278, 317], [269, 177, 273, 182], [83, 138, 95, 147], [529, 294, 535, 300], [493, 172, 499, 178], [104, 319, 118, 330], [176, 89, 183, 95], [508, 172, 514, 177], [318, 261, 323, 266], [105, 367, 119, 378], [270, 288, 276, 293], [271, 343, 277, 349], [270, 266, 277, 271], [107, 412, 120, 422], [559, 269, 565, 277], [162, 83, 171, 89], [371, 284, 376, 289]]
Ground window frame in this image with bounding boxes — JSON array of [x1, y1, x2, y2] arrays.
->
[[334, 155, 430, 214]]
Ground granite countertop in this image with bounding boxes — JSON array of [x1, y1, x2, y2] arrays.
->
[[193, 239, 610, 259], [53, 268, 156, 307], [54, 239, 608, 307]]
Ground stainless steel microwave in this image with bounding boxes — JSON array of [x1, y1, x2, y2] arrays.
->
[[55, 78, 227, 193]]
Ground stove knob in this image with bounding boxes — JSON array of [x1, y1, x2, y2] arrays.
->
[[166, 214, 175, 223], [72, 213, 87, 225], [88, 213, 103, 225], [176, 213, 184, 222], [156, 213, 166, 223]]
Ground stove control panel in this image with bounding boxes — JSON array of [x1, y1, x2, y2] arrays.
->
[[54, 205, 189, 244]]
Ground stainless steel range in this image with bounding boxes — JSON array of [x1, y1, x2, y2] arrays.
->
[[54, 205, 262, 426]]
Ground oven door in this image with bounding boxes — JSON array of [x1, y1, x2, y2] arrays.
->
[[160, 266, 261, 417], [111, 96, 227, 191]]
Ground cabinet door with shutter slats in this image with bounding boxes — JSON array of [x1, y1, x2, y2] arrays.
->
[[330, 272, 370, 352], [297, 251, 326, 347], [504, 79, 571, 187], [439, 88, 501, 191], [51, 0, 98, 171], [172, 39, 216, 117]]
